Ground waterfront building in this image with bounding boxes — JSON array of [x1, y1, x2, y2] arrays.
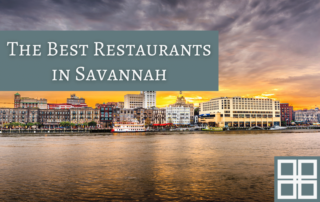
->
[[114, 108, 135, 122], [39, 109, 70, 128], [0, 108, 37, 125], [199, 96, 281, 127], [294, 108, 320, 124], [280, 103, 293, 125], [14, 93, 47, 109], [96, 103, 114, 127], [169, 91, 194, 123], [67, 94, 85, 105], [133, 108, 154, 124], [70, 108, 100, 125], [153, 108, 166, 124], [163, 106, 190, 125], [124, 93, 144, 109], [141, 91, 156, 108]]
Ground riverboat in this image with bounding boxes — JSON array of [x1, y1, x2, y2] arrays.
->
[[111, 121, 146, 133], [269, 125, 287, 130]]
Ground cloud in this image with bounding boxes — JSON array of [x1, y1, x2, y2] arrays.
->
[[0, 0, 319, 109]]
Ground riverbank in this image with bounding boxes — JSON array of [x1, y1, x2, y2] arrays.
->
[[1, 128, 320, 137]]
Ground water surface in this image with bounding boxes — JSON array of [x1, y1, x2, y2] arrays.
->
[[0, 131, 319, 201]]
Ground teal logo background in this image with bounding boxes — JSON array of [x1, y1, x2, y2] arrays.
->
[[275, 157, 319, 201], [0, 31, 218, 91]]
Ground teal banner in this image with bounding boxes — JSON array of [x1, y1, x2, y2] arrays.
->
[[0, 31, 218, 91]]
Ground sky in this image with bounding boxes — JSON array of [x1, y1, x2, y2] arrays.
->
[[0, 0, 319, 109]]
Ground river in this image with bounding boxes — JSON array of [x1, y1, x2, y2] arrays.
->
[[0, 131, 319, 201]]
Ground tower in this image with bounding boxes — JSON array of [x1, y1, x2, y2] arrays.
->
[[141, 91, 156, 108], [14, 92, 21, 108]]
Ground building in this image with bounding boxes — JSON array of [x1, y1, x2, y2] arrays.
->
[[47, 103, 88, 109], [133, 108, 154, 124], [70, 108, 100, 125], [67, 94, 85, 105], [117, 102, 124, 109], [14, 93, 47, 109], [163, 106, 190, 125], [14, 93, 21, 108], [96, 103, 114, 127], [0, 108, 38, 125], [142, 91, 156, 108], [124, 91, 156, 109], [124, 93, 144, 109], [39, 109, 70, 128], [294, 109, 320, 124], [115, 108, 135, 122], [199, 96, 281, 127], [280, 103, 293, 125], [169, 91, 194, 123], [153, 108, 166, 124]]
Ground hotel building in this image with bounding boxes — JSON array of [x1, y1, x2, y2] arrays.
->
[[199, 96, 281, 127], [124, 93, 144, 109], [124, 91, 156, 109], [141, 91, 156, 108]]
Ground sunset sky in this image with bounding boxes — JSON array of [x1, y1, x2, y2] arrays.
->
[[0, 0, 319, 110]]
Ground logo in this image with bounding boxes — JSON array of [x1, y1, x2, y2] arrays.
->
[[275, 157, 319, 201]]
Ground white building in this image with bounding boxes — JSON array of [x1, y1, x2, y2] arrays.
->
[[199, 96, 281, 127], [163, 106, 190, 125], [124, 91, 156, 109], [141, 91, 156, 108], [124, 93, 144, 109], [294, 109, 320, 123]]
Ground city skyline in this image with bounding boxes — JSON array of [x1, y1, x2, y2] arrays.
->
[[0, 90, 315, 110]]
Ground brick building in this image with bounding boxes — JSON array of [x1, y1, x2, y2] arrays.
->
[[280, 103, 293, 125]]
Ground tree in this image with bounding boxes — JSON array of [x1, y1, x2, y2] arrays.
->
[[281, 121, 287, 126], [88, 121, 97, 127], [27, 122, 34, 127], [194, 107, 200, 115], [83, 122, 89, 127]]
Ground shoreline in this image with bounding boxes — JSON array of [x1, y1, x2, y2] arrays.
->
[[1, 129, 320, 136]]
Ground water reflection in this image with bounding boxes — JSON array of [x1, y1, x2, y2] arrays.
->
[[0, 131, 319, 201]]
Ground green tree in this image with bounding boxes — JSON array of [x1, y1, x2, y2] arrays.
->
[[194, 107, 200, 115], [27, 122, 34, 127], [88, 121, 97, 127]]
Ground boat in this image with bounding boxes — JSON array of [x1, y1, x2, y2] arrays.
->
[[270, 125, 287, 130], [111, 120, 146, 133], [202, 126, 224, 131]]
